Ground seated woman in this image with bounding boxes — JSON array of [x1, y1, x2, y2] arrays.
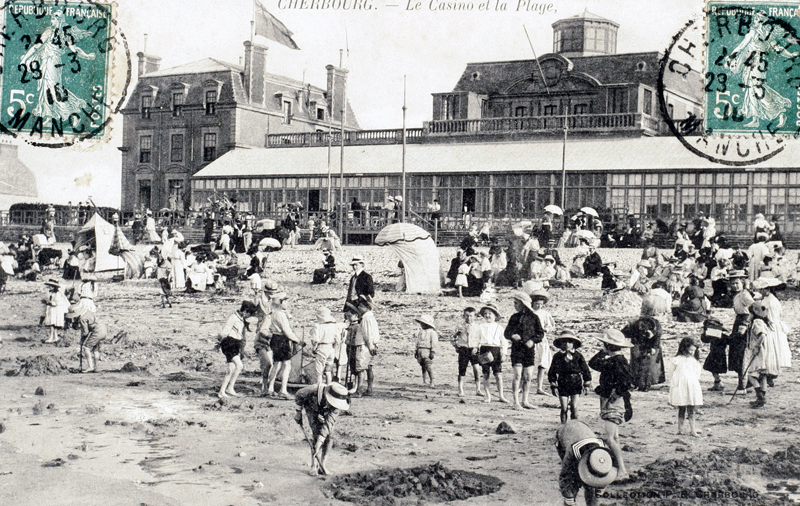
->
[[673, 275, 708, 323], [709, 258, 733, 307]]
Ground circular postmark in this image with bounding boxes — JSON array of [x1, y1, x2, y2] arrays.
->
[[0, 0, 131, 147], [658, 4, 800, 166]]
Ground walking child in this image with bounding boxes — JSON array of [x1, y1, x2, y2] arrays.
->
[[452, 307, 482, 397], [549, 331, 592, 423], [589, 329, 635, 482], [218, 301, 258, 398], [42, 279, 69, 344], [414, 315, 438, 387], [669, 337, 703, 435]]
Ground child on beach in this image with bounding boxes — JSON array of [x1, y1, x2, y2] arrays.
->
[[452, 307, 482, 397], [530, 289, 555, 395], [42, 279, 69, 344], [505, 292, 543, 410], [414, 315, 438, 387], [589, 329, 635, 482], [455, 261, 470, 298], [67, 300, 108, 373], [218, 301, 258, 398], [549, 331, 592, 423], [669, 337, 703, 436], [479, 304, 509, 403]]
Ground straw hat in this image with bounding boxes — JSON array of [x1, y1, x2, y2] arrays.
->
[[728, 270, 747, 279], [245, 316, 259, 326], [350, 255, 365, 265], [596, 329, 633, 348], [65, 301, 88, 319], [44, 278, 63, 289], [753, 277, 781, 289], [751, 301, 769, 319], [544, 255, 556, 263], [578, 446, 619, 488], [271, 292, 288, 303], [511, 292, 534, 312], [394, 196, 403, 202], [414, 314, 436, 329], [263, 279, 280, 294], [321, 225, 330, 233], [637, 259, 652, 268], [480, 303, 501, 319], [316, 307, 336, 324], [553, 330, 582, 349], [530, 289, 550, 302], [325, 382, 351, 411], [387, 196, 395, 202]]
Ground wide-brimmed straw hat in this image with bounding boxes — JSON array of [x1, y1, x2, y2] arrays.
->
[[325, 382, 350, 411], [271, 292, 288, 302], [728, 270, 747, 279], [751, 301, 769, 319], [553, 330, 582, 349], [511, 292, 534, 312], [637, 260, 652, 268], [65, 301, 88, 319], [350, 255, 365, 265], [597, 329, 633, 348], [263, 279, 280, 294], [316, 307, 337, 324], [414, 314, 436, 329], [44, 278, 63, 289], [530, 289, 550, 302], [578, 446, 619, 488], [480, 303, 501, 319], [753, 277, 781, 289], [321, 225, 330, 233], [544, 255, 556, 263]]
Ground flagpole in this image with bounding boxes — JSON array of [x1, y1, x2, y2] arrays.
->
[[401, 75, 407, 223], [338, 50, 346, 241], [327, 64, 335, 221], [250, 0, 255, 42]]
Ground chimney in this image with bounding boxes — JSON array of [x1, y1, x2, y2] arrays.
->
[[326, 65, 349, 124], [243, 41, 268, 105]]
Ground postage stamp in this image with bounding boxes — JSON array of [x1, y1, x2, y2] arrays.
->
[[0, 0, 116, 142], [704, 1, 800, 136]]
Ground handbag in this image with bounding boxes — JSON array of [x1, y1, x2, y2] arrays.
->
[[477, 350, 494, 365]]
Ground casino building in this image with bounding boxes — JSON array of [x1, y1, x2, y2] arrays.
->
[[126, 12, 800, 240]]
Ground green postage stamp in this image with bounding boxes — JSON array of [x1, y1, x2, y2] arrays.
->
[[0, 0, 114, 142], [704, 1, 800, 135]]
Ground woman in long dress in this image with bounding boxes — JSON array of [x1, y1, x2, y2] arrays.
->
[[743, 301, 782, 408], [754, 278, 791, 368], [170, 247, 186, 291], [622, 293, 666, 391]]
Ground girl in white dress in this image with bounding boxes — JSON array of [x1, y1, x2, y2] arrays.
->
[[668, 337, 703, 436], [530, 290, 554, 395]]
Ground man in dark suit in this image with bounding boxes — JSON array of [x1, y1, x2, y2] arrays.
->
[[344, 255, 374, 315]]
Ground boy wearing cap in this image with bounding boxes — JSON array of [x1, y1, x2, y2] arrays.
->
[[218, 301, 259, 398], [555, 419, 618, 506], [589, 329, 635, 481], [549, 332, 592, 423], [414, 315, 438, 387], [505, 293, 544, 409], [453, 307, 482, 397], [67, 300, 108, 373], [294, 382, 350, 475]]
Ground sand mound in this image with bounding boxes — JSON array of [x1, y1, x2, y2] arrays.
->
[[611, 446, 793, 506], [330, 462, 503, 505], [14, 355, 68, 376], [586, 290, 642, 317]]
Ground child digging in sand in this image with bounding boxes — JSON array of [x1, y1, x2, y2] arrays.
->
[[218, 301, 258, 398], [669, 337, 703, 435]]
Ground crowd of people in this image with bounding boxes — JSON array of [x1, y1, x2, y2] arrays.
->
[[1, 203, 797, 502]]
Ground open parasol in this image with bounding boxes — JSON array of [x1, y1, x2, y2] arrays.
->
[[580, 207, 599, 218], [574, 230, 597, 242], [544, 205, 563, 216], [259, 237, 282, 251]]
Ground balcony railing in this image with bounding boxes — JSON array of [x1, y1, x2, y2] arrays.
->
[[266, 113, 664, 147], [424, 113, 658, 135]]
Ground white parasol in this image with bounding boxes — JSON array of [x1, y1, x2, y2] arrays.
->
[[544, 205, 563, 216], [580, 207, 599, 218]]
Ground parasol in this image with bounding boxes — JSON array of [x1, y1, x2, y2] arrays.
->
[[544, 205, 563, 216], [574, 230, 597, 242], [580, 207, 599, 218], [259, 237, 282, 251]]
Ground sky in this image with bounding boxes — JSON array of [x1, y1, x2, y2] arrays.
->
[[14, 0, 706, 207]]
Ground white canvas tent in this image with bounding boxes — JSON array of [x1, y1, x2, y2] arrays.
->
[[75, 214, 125, 272], [375, 223, 441, 294]]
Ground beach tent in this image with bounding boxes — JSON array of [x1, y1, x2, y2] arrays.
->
[[375, 223, 441, 293], [75, 213, 144, 277]]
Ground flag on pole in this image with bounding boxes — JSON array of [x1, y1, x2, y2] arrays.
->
[[253, 0, 300, 50]]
